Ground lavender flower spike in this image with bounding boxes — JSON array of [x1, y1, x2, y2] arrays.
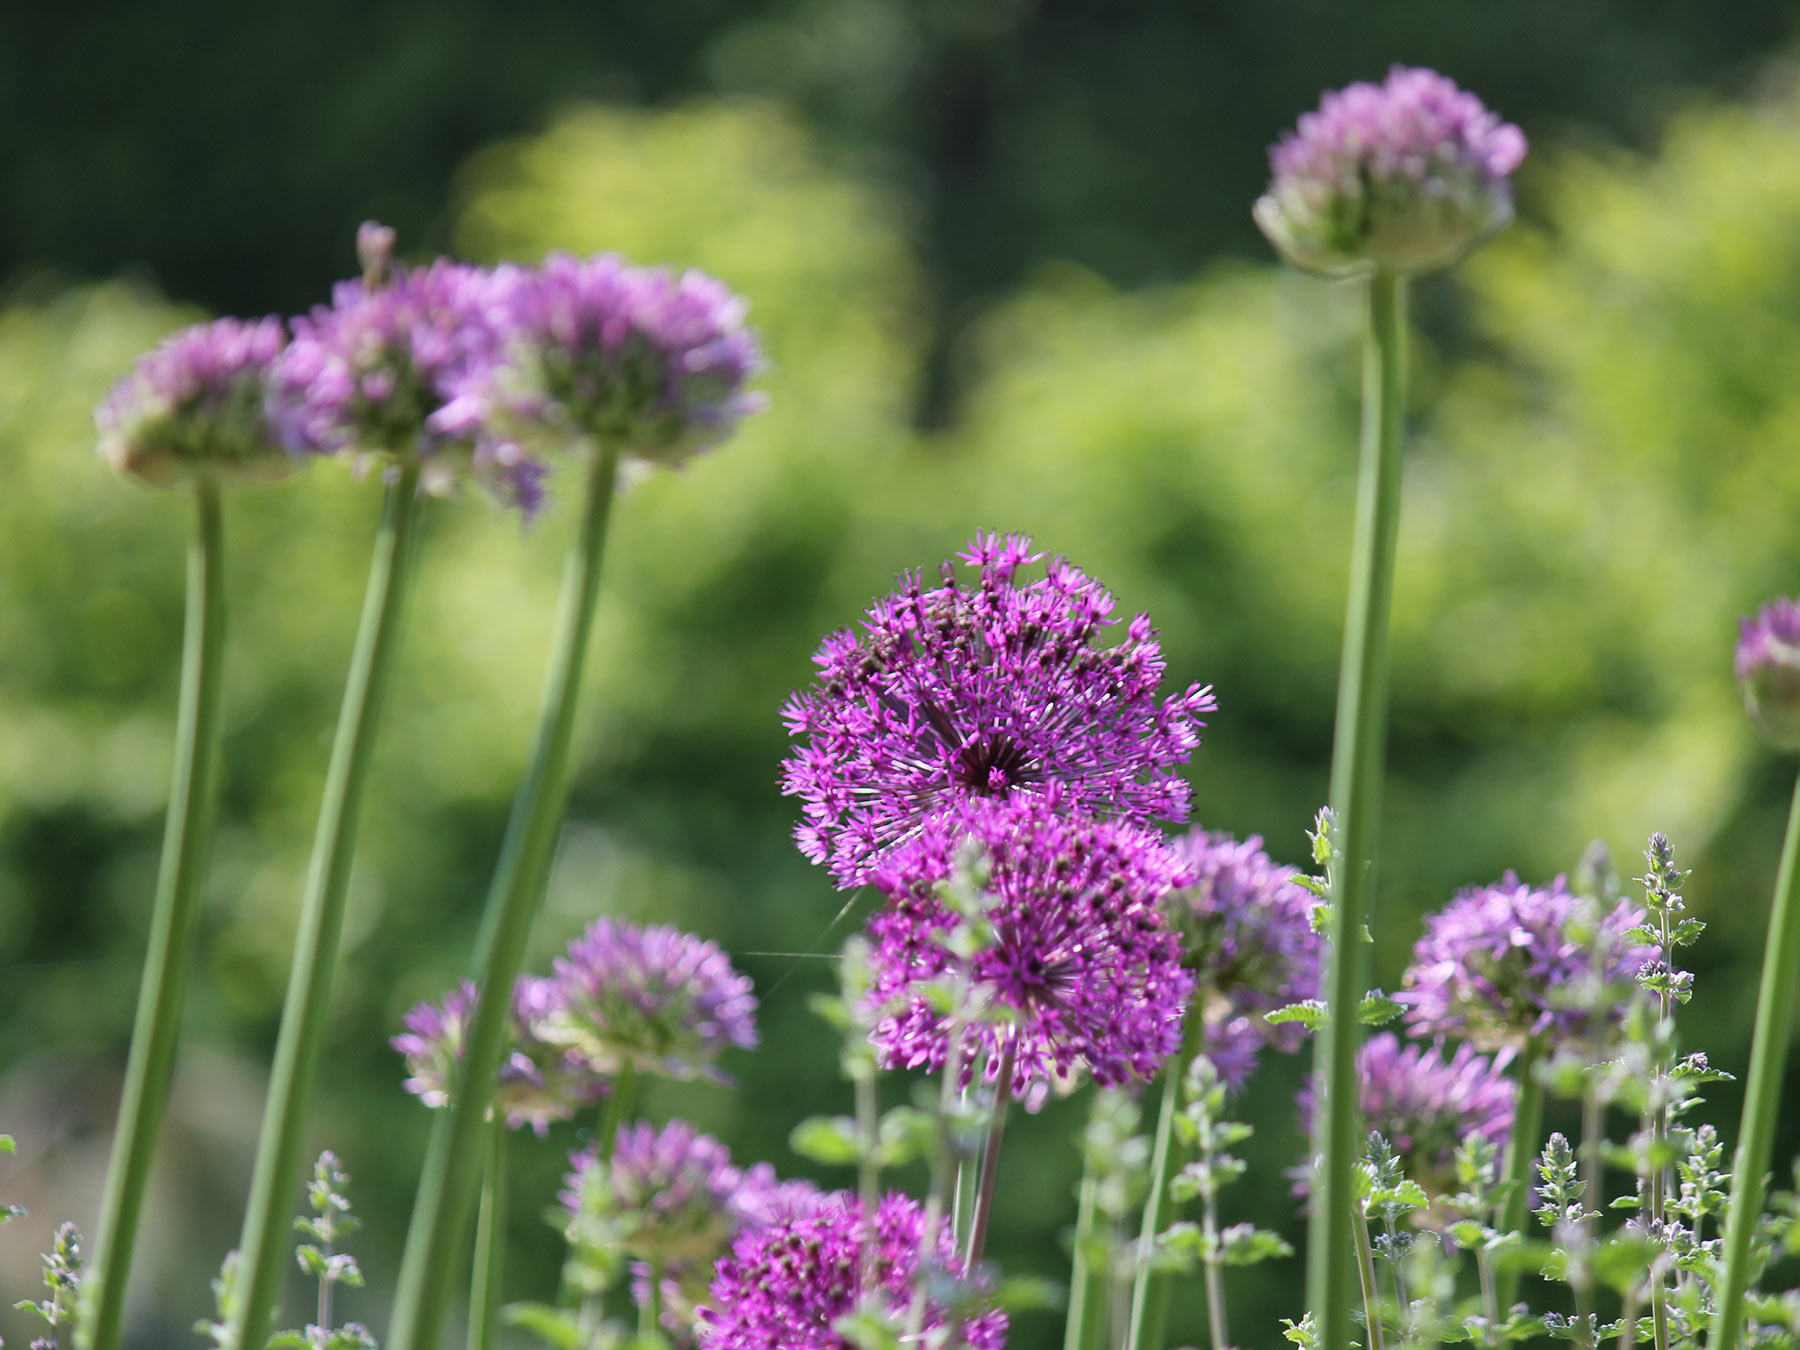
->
[[782, 533, 1216, 887], [392, 976, 607, 1135], [698, 1191, 1008, 1350], [545, 918, 758, 1084], [1255, 66, 1527, 278], [1400, 872, 1654, 1052], [866, 795, 1195, 1103], [96, 316, 294, 488], [1737, 597, 1800, 751]]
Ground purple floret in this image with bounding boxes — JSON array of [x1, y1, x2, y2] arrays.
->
[[547, 918, 758, 1083], [1255, 66, 1527, 277], [782, 532, 1215, 888], [1400, 873, 1653, 1051], [698, 1191, 1008, 1350], [864, 795, 1194, 1103], [1737, 597, 1800, 750]]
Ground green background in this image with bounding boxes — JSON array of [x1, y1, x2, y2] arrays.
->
[[4, 5, 1800, 1345]]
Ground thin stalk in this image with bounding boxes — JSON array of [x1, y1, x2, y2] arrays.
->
[[1617, 1293, 1639, 1350], [964, 1037, 1016, 1269], [468, 1114, 508, 1350], [1200, 1190, 1230, 1350], [1308, 270, 1407, 1350], [908, 1026, 968, 1343], [1476, 1249, 1500, 1348], [1352, 1212, 1386, 1350], [1125, 1013, 1205, 1350], [1495, 1043, 1544, 1310], [640, 1262, 663, 1339], [85, 482, 227, 1350], [598, 1062, 639, 1162], [854, 1064, 880, 1291], [1579, 1078, 1604, 1249], [954, 1084, 978, 1250], [388, 443, 622, 1350], [1063, 1159, 1109, 1350], [231, 465, 425, 1350]]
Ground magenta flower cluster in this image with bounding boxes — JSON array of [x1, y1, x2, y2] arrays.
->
[[1737, 597, 1800, 751], [698, 1191, 1009, 1350]]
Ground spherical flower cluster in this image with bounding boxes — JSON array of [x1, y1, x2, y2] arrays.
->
[[782, 532, 1216, 887], [1400, 873, 1653, 1051], [483, 252, 766, 467], [864, 795, 1194, 1102], [1254, 66, 1527, 278], [698, 1191, 1008, 1350], [1168, 828, 1323, 1084], [1737, 597, 1800, 751], [545, 917, 759, 1083], [391, 976, 607, 1134], [95, 316, 294, 488]]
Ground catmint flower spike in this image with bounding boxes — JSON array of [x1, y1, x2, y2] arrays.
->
[[1737, 597, 1800, 751]]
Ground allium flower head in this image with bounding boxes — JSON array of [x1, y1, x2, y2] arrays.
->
[[1737, 597, 1800, 751], [271, 258, 521, 495], [864, 795, 1194, 1102], [96, 316, 294, 488], [392, 976, 607, 1134], [482, 253, 765, 468], [698, 1191, 1008, 1350], [546, 918, 758, 1083], [782, 533, 1216, 887], [1400, 873, 1653, 1051], [1297, 1033, 1515, 1204], [1255, 66, 1527, 278]]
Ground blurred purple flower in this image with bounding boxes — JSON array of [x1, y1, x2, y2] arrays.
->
[[1255, 66, 1527, 277], [1737, 597, 1800, 751], [782, 532, 1215, 887]]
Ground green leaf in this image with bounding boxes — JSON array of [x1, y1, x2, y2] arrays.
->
[[990, 1275, 1065, 1313], [1267, 1001, 1325, 1029], [502, 1301, 581, 1350], [789, 1116, 862, 1166], [1359, 990, 1403, 1025]]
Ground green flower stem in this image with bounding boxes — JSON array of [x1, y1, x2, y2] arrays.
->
[[230, 464, 425, 1350], [1062, 1157, 1109, 1350], [1308, 269, 1407, 1350], [388, 442, 622, 1350], [963, 1035, 1016, 1269], [468, 1113, 509, 1350], [84, 480, 227, 1350], [598, 1062, 638, 1162], [1353, 1211, 1386, 1350], [1710, 769, 1800, 1350], [1495, 1042, 1543, 1310], [1124, 1012, 1205, 1350]]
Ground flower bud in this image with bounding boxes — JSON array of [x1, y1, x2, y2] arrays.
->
[[356, 220, 398, 286], [1737, 598, 1800, 751], [1255, 66, 1527, 278]]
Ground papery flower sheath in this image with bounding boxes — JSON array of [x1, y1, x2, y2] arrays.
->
[[782, 532, 1215, 887], [1737, 597, 1800, 751], [96, 316, 293, 488], [864, 795, 1194, 1103], [1255, 66, 1527, 277]]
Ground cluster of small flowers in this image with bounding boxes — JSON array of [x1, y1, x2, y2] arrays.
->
[[96, 226, 764, 511]]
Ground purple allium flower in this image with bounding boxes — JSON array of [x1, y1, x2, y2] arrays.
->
[[1254, 66, 1527, 278], [698, 1191, 1008, 1350], [1168, 828, 1323, 1079], [864, 795, 1195, 1102], [95, 316, 294, 488], [545, 918, 758, 1084], [781, 533, 1216, 888], [270, 258, 521, 494], [1737, 597, 1800, 751], [1400, 873, 1653, 1052], [1198, 1014, 1267, 1095], [481, 253, 765, 468], [391, 976, 606, 1134], [1297, 1032, 1515, 1205]]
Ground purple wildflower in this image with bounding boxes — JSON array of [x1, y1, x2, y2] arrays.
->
[[546, 918, 758, 1083], [1737, 597, 1800, 751], [1168, 828, 1323, 1084], [95, 316, 293, 488], [698, 1191, 1008, 1350], [1255, 66, 1527, 277], [1297, 1033, 1515, 1205], [782, 533, 1216, 887], [864, 795, 1195, 1102], [392, 976, 607, 1135], [1400, 873, 1654, 1051]]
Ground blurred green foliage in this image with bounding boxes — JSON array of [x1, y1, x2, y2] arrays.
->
[[5, 69, 1800, 1350]]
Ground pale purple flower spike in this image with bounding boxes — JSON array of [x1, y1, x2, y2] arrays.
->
[[1737, 597, 1800, 751]]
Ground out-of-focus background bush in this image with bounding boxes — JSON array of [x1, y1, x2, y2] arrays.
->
[[5, 5, 1800, 1345]]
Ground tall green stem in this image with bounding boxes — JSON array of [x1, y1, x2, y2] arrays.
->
[[230, 465, 425, 1350], [598, 1062, 638, 1162], [1710, 769, 1800, 1349], [964, 1037, 1016, 1269], [1308, 270, 1407, 1350], [84, 482, 227, 1350], [1496, 1043, 1544, 1310], [387, 443, 621, 1350], [1063, 1159, 1109, 1350], [468, 1114, 509, 1350], [1125, 1013, 1204, 1350]]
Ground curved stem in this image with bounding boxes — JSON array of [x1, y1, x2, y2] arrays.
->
[[964, 1037, 1016, 1270], [1496, 1043, 1544, 1310], [1308, 270, 1407, 1350], [1711, 768, 1800, 1348], [387, 443, 621, 1350], [468, 1114, 509, 1350], [230, 465, 425, 1350], [84, 482, 227, 1350], [1125, 1013, 1204, 1350]]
